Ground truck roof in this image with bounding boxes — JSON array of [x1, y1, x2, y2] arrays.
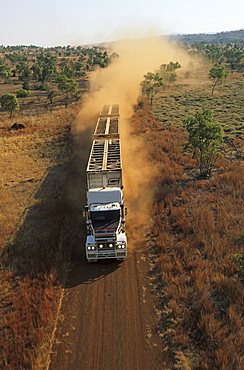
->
[[87, 187, 122, 205], [90, 202, 120, 211]]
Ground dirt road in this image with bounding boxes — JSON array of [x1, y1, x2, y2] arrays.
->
[[48, 236, 166, 370], [47, 114, 168, 370]]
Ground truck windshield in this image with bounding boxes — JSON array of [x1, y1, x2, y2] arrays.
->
[[90, 210, 120, 221]]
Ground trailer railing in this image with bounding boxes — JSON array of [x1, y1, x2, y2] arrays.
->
[[94, 104, 120, 140]]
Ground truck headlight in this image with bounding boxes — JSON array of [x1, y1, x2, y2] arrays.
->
[[91, 246, 95, 250], [87, 246, 91, 250], [117, 244, 126, 249], [109, 243, 113, 248], [87, 246, 96, 250], [99, 244, 104, 248]]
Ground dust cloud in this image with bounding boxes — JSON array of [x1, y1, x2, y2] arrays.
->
[[75, 36, 195, 123], [74, 36, 194, 247]]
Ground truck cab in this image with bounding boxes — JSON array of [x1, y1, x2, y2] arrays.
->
[[84, 188, 127, 262]]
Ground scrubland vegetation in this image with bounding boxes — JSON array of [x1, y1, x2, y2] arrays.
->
[[1, 31, 244, 369], [131, 86, 244, 367], [0, 107, 78, 369], [133, 31, 244, 367], [153, 77, 244, 139], [0, 44, 113, 116]]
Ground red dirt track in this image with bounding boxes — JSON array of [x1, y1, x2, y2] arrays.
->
[[48, 240, 166, 370], [47, 114, 168, 370]]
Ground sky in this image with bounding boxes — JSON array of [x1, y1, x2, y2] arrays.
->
[[1, 0, 243, 46]]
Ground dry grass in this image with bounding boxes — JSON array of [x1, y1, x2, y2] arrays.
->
[[0, 105, 79, 369], [153, 75, 244, 140], [1, 70, 243, 369], [131, 102, 244, 369]]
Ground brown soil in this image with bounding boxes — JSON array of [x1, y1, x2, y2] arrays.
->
[[48, 245, 168, 370], [47, 120, 170, 370]]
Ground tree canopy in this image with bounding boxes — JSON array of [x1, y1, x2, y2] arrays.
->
[[0, 63, 11, 83], [209, 64, 229, 95], [16, 88, 30, 105], [56, 74, 78, 107], [0, 93, 19, 118], [158, 61, 181, 88], [184, 109, 223, 177], [140, 72, 164, 105], [33, 53, 58, 84]]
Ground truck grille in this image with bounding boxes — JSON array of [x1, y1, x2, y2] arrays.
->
[[98, 251, 116, 258]]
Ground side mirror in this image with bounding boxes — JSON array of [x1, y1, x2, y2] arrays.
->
[[124, 207, 128, 216]]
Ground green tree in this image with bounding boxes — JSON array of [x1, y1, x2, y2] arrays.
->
[[209, 63, 229, 95], [16, 61, 32, 82], [47, 89, 56, 104], [16, 88, 30, 105], [60, 64, 74, 78], [74, 61, 84, 71], [0, 93, 19, 118], [184, 109, 223, 177], [56, 75, 78, 107], [165, 71, 177, 87], [86, 57, 93, 70], [78, 54, 85, 62], [0, 63, 11, 83], [163, 61, 181, 71], [32, 52, 57, 84], [158, 61, 181, 88], [22, 81, 30, 91], [93, 56, 105, 68], [31, 63, 41, 81], [5, 52, 27, 63], [140, 72, 164, 105], [225, 48, 244, 72]]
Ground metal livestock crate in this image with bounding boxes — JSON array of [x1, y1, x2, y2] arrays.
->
[[87, 139, 122, 189], [94, 104, 120, 139]]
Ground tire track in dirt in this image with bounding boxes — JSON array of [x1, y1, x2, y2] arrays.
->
[[48, 240, 166, 370]]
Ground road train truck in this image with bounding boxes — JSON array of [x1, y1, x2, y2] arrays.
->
[[83, 105, 127, 262]]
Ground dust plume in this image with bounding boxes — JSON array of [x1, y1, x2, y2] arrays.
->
[[76, 36, 193, 122], [74, 36, 193, 247]]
